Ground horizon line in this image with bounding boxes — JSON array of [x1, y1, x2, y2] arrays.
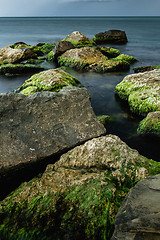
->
[[0, 15, 160, 18]]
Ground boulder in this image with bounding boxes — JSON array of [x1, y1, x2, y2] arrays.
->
[[16, 68, 80, 95], [63, 31, 96, 47], [58, 47, 136, 72], [115, 69, 160, 115], [0, 63, 45, 75], [137, 111, 160, 136], [133, 65, 160, 73], [0, 86, 106, 177], [96, 46, 120, 58], [93, 30, 128, 44], [0, 46, 24, 63], [112, 174, 160, 240], [53, 40, 75, 59], [0, 135, 160, 240]]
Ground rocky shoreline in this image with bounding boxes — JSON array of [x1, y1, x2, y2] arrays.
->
[[0, 30, 160, 240]]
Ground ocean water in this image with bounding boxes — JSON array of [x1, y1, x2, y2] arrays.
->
[[0, 17, 160, 161]]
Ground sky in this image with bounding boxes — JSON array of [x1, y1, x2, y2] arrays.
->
[[0, 0, 160, 17]]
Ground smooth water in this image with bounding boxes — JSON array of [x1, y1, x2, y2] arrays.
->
[[0, 17, 160, 161]]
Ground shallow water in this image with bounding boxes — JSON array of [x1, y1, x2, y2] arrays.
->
[[0, 17, 160, 161]]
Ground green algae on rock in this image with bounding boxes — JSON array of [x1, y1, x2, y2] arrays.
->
[[63, 31, 96, 48], [96, 46, 120, 58], [0, 63, 45, 75], [137, 111, 160, 136], [16, 68, 80, 95], [133, 65, 160, 73], [97, 115, 114, 125], [115, 69, 160, 115], [0, 135, 159, 240], [58, 47, 135, 73]]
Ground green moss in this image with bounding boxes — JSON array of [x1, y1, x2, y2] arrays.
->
[[58, 56, 88, 70], [46, 51, 55, 61], [113, 54, 137, 64], [63, 38, 96, 48], [0, 63, 45, 75], [128, 89, 159, 115], [0, 151, 160, 240], [137, 114, 160, 136], [97, 47, 120, 58], [97, 115, 114, 125], [133, 65, 160, 73], [16, 68, 80, 95], [115, 76, 160, 115]]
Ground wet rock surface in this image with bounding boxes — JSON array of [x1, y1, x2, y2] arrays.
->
[[0, 135, 160, 240], [137, 111, 160, 136], [0, 86, 105, 176], [16, 68, 80, 95], [112, 174, 160, 240], [115, 69, 160, 115], [93, 30, 128, 44], [58, 47, 136, 72]]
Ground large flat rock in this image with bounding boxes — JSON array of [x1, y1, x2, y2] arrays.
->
[[0, 86, 106, 175], [112, 174, 160, 240]]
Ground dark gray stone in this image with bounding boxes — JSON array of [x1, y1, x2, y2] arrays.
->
[[112, 174, 160, 240], [0, 86, 106, 175], [94, 30, 128, 44], [53, 41, 75, 58]]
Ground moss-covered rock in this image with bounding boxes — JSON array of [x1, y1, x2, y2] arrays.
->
[[0, 135, 159, 240], [97, 115, 114, 125], [58, 47, 135, 72], [115, 69, 160, 115], [63, 31, 96, 48], [93, 30, 128, 44], [137, 111, 160, 136], [0, 63, 45, 75], [96, 46, 120, 58], [133, 65, 160, 73], [16, 68, 80, 95]]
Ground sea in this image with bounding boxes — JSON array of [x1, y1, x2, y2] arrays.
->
[[0, 16, 160, 161]]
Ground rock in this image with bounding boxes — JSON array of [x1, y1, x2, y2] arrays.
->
[[93, 30, 128, 44], [115, 69, 160, 115], [0, 135, 160, 240], [112, 174, 160, 240], [58, 47, 136, 72], [16, 68, 80, 95], [0, 63, 45, 75], [0, 86, 106, 177], [133, 65, 160, 73], [53, 41, 75, 59], [96, 46, 120, 58], [0, 46, 24, 63], [97, 115, 114, 125], [137, 111, 160, 136], [63, 31, 96, 47]]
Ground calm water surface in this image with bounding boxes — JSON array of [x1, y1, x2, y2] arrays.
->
[[0, 17, 160, 161]]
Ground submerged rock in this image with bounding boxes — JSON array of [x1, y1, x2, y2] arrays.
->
[[63, 31, 96, 47], [112, 174, 160, 240], [137, 111, 160, 136], [0, 135, 160, 240], [115, 69, 160, 115], [58, 47, 136, 72], [16, 68, 80, 95], [0, 86, 105, 178], [93, 30, 128, 44]]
